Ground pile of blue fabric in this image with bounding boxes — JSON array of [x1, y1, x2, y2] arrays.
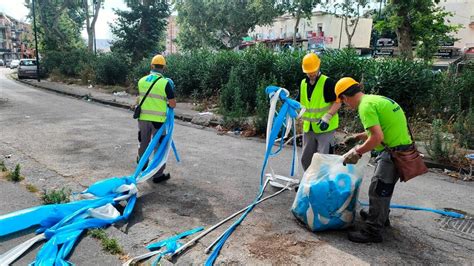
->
[[292, 153, 368, 231]]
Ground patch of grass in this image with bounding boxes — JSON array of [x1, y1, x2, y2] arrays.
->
[[26, 183, 39, 193], [88, 229, 124, 255], [41, 188, 71, 204], [6, 164, 24, 182], [0, 160, 7, 172], [102, 238, 123, 255]]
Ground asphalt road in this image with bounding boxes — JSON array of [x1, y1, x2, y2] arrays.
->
[[0, 68, 473, 265]]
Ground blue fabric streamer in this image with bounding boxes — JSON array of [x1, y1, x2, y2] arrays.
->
[[146, 227, 204, 266], [0, 82, 179, 265], [206, 86, 301, 265], [359, 201, 465, 219]]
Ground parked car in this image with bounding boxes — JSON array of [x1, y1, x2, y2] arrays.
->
[[376, 38, 394, 47], [10, 59, 20, 69], [17, 59, 38, 79], [0, 59, 4, 66], [5, 59, 11, 68]]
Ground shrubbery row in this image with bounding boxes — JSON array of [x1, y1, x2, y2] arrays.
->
[[42, 47, 473, 123]]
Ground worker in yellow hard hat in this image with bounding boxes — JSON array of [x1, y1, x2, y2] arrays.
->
[[298, 52, 341, 171], [135, 54, 176, 183], [335, 77, 412, 243]]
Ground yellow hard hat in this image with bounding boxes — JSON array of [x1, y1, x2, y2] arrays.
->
[[151, 54, 166, 66], [335, 77, 359, 100], [302, 53, 321, 73]]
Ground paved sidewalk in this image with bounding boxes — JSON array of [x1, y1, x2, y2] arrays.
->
[[13, 77, 223, 127]]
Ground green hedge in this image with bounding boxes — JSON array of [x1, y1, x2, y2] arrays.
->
[[41, 47, 472, 124]]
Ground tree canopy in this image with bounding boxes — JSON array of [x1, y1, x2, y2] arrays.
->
[[175, 0, 280, 50], [110, 0, 170, 62]]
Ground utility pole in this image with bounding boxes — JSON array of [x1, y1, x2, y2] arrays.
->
[[32, 0, 40, 82], [93, 0, 97, 54]]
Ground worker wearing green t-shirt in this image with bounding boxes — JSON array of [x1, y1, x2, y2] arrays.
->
[[335, 77, 412, 243]]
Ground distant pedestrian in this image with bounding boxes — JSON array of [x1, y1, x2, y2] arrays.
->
[[298, 52, 341, 171], [136, 54, 176, 183]]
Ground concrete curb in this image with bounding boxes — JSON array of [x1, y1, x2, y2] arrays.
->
[[12, 76, 220, 125]]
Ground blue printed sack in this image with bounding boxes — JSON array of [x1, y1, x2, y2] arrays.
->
[[292, 153, 369, 231]]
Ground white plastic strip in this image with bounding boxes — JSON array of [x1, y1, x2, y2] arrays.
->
[[0, 233, 46, 265]]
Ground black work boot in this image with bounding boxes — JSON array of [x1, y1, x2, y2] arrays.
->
[[360, 209, 391, 227], [152, 173, 171, 183], [348, 229, 383, 243]]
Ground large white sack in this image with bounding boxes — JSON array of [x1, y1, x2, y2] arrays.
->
[[292, 153, 369, 231]]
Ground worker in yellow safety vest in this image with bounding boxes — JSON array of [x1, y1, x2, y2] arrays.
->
[[298, 53, 341, 171], [136, 54, 176, 183], [336, 77, 412, 243]]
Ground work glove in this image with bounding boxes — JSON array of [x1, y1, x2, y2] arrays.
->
[[342, 147, 362, 166], [343, 135, 359, 147], [317, 113, 333, 131]]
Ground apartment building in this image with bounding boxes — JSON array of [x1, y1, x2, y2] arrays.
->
[[0, 12, 33, 62], [250, 11, 373, 51]]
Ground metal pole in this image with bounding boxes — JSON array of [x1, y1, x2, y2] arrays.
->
[[32, 0, 40, 82], [338, 16, 343, 49], [93, 0, 97, 54]]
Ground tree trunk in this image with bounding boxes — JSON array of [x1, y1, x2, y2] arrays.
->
[[293, 12, 301, 48], [393, 0, 413, 60], [84, 0, 102, 52]]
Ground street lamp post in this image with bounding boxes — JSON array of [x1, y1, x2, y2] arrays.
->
[[93, 0, 97, 55], [32, 0, 40, 82]]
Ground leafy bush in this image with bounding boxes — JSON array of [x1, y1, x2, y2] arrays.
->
[[320, 49, 369, 81], [453, 110, 474, 149], [42, 188, 71, 204], [6, 164, 23, 182], [94, 53, 129, 85], [128, 57, 152, 92], [426, 119, 455, 163], [0, 160, 6, 172], [42, 48, 95, 77], [363, 59, 437, 116]]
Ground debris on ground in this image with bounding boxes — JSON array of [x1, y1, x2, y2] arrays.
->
[[113, 91, 128, 97]]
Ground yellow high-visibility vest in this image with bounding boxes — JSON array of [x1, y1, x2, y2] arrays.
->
[[137, 73, 168, 123], [300, 75, 339, 133]]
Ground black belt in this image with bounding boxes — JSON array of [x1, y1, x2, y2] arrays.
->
[[390, 143, 414, 152]]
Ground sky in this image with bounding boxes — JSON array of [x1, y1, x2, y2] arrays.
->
[[0, 0, 128, 40]]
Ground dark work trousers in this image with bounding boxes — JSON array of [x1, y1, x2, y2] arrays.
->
[[138, 120, 166, 176], [301, 130, 335, 171], [365, 151, 399, 234]]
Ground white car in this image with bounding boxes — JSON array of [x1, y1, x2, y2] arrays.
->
[[10, 59, 20, 69]]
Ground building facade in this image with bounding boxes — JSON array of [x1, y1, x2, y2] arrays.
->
[[164, 15, 179, 55], [250, 11, 373, 51], [438, 0, 474, 50], [0, 12, 33, 62]]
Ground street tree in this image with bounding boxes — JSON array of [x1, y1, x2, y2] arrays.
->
[[82, 0, 103, 52], [174, 0, 280, 50], [376, 0, 460, 60], [110, 0, 169, 62], [331, 0, 369, 48], [277, 0, 320, 48], [25, 0, 86, 51]]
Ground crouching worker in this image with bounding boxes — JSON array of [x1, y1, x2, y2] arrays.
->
[[335, 77, 412, 243], [136, 54, 176, 183]]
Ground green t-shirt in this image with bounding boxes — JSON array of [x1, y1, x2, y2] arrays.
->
[[358, 94, 412, 151]]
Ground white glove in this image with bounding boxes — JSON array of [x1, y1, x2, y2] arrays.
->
[[342, 146, 362, 165], [321, 113, 333, 123]]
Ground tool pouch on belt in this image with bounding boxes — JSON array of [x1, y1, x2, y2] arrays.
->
[[133, 76, 162, 119], [383, 126, 428, 182]]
